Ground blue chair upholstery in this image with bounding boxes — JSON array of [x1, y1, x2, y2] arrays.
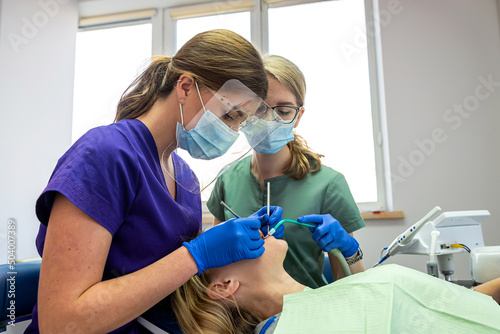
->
[[0, 261, 41, 327]]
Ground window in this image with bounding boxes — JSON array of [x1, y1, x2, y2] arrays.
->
[[168, 0, 388, 211], [268, 1, 377, 205], [72, 23, 152, 142]]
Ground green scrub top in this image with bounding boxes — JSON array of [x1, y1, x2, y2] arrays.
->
[[207, 156, 365, 288]]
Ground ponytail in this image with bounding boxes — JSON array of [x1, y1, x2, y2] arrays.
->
[[284, 134, 323, 179], [115, 56, 175, 121]]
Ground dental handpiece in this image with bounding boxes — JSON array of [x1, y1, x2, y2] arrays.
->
[[387, 206, 441, 251], [374, 206, 441, 267]]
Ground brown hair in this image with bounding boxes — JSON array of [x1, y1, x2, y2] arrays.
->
[[171, 270, 262, 334], [115, 29, 268, 121], [263, 55, 323, 179]]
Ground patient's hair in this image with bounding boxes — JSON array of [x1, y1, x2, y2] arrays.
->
[[171, 269, 262, 334]]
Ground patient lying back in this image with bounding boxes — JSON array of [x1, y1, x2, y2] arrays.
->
[[172, 236, 500, 334]]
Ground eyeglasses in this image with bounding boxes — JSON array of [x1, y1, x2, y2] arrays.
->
[[220, 100, 286, 131], [270, 106, 301, 124], [208, 89, 300, 130], [225, 104, 301, 131]]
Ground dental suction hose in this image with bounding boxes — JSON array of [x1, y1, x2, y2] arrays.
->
[[330, 248, 352, 277]]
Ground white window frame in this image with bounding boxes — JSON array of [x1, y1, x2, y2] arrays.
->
[[78, 0, 392, 212], [79, 9, 156, 30]]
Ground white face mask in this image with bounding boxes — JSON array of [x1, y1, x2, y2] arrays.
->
[[176, 82, 239, 160], [244, 120, 295, 155]]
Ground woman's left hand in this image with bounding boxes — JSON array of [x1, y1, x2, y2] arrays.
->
[[250, 205, 285, 238], [298, 214, 359, 257]]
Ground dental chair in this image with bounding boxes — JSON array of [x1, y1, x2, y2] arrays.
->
[[0, 260, 41, 333]]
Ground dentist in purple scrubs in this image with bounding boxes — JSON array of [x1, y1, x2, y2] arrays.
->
[[26, 30, 284, 334]]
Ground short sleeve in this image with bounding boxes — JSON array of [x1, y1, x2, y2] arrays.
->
[[35, 127, 139, 235], [321, 172, 365, 233], [206, 177, 225, 222]]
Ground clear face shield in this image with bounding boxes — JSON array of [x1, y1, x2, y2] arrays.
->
[[162, 79, 285, 196]]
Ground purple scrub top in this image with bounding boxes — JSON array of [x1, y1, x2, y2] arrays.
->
[[25, 119, 201, 333]]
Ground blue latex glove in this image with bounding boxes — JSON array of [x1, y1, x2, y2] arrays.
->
[[297, 214, 359, 258], [250, 206, 285, 239], [183, 216, 266, 275]]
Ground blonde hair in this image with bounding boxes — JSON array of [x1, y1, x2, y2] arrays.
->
[[115, 29, 267, 121], [263, 55, 323, 179], [171, 270, 262, 334]]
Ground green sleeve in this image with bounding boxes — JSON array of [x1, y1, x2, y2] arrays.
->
[[321, 173, 365, 233], [207, 177, 225, 222]]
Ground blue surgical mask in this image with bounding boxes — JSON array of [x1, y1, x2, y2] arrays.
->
[[249, 120, 295, 155], [176, 83, 239, 160]]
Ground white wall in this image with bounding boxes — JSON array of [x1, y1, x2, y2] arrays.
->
[[0, 0, 78, 262], [356, 0, 500, 279]]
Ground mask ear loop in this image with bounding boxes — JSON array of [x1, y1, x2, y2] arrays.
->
[[177, 79, 184, 126], [179, 104, 184, 126], [177, 80, 204, 127], [194, 81, 207, 113]]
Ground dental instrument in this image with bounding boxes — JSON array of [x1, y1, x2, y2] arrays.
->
[[374, 206, 442, 267], [267, 182, 270, 236], [220, 201, 241, 219], [266, 219, 352, 276], [426, 230, 440, 277]]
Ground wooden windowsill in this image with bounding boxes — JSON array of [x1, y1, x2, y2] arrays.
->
[[202, 211, 405, 223], [202, 216, 214, 224], [361, 211, 405, 220]]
